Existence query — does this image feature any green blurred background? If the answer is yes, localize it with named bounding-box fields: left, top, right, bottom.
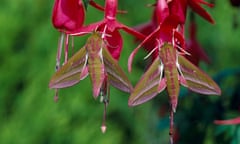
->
left=0, top=0, right=240, bottom=143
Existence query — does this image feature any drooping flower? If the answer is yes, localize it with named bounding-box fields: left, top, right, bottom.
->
left=70, top=0, right=145, bottom=60
left=51, top=0, right=86, bottom=101
left=133, top=0, right=215, bottom=64
left=129, top=0, right=216, bottom=82
left=185, top=13, right=210, bottom=65
left=51, top=0, right=107, bottom=66
left=52, top=0, right=86, bottom=70
left=52, top=0, right=85, bottom=32
left=129, top=15, right=184, bottom=72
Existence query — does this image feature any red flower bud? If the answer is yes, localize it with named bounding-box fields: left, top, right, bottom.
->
left=52, top=0, right=85, bottom=31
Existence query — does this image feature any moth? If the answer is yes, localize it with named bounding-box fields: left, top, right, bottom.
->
left=128, top=43, right=221, bottom=111
left=49, top=32, right=132, bottom=98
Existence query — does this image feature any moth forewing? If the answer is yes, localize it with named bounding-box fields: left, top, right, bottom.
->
left=49, top=47, right=87, bottom=89
left=128, top=57, right=166, bottom=106
left=178, top=54, right=221, bottom=95
left=102, top=46, right=133, bottom=93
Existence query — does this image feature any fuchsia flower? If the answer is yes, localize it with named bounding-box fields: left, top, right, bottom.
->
left=133, top=0, right=214, bottom=64
left=51, top=0, right=108, bottom=66
left=128, top=0, right=220, bottom=109
left=214, top=117, right=240, bottom=125
left=129, top=15, right=184, bottom=72
left=52, top=0, right=86, bottom=70
left=185, top=14, right=210, bottom=65
left=70, top=0, right=145, bottom=60
left=52, top=0, right=85, bottom=32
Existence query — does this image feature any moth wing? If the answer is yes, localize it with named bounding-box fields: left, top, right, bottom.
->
left=129, top=57, right=166, bottom=106
left=178, top=55, right=221, bottom=95
left=102, top=47, right=133, bottom=93
left=49, top=47, right=87, bottom=88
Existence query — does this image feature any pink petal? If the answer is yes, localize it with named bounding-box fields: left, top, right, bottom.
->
left=156, top=0, right=170, bottom=24
left=169, top=0, right=188, bottom=24
left=198, top=0, right=214, bottom=7
left=119, top=22, right=146, bottom=40
left=52, top=0, right=85, bottom=31
left=214, top=117, right=240, bottom=125
left=128, top=26, right=161, bottom=72
left=104, top=29, right=123, bottom=60
left=159, top=15, right=180, bottom=42
left=188, top=0, right=215, bottom=24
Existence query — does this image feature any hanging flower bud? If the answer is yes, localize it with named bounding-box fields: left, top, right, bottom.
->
left=52, top=0, right=85, bottom=32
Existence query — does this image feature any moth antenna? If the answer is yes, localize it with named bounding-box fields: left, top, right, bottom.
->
left=143, top=46, right=158, bottom=60
left=99, top=25, right=115, bottom=50
left=172, top=29, right=190, bottom=56
left=99, top=32, right=112, bottom=38
left=144, top=39, right=161, bottom=60
left=104, top=40, right=119, bottom=49
left=176, top=55, right=187, bottom=87
left=94, top=25, right=112, bottom=38
left=176, top=44, right=191, bottom=56
left=101, top=25, right=108, bottom=39
left=70, top=31, right=92, bottom=36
